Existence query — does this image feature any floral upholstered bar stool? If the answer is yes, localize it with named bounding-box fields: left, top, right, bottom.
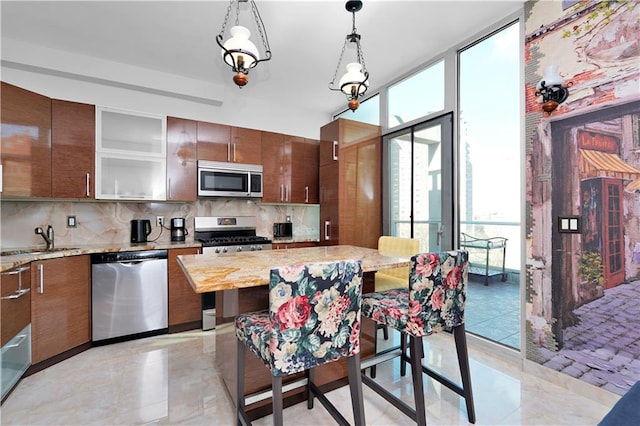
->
left=235, top=259, right=366, bottom=426
left=360, top=250, right=476, bottom=425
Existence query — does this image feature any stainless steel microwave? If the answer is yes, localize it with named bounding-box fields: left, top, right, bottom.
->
left=198, top=160, right=263, bottom=198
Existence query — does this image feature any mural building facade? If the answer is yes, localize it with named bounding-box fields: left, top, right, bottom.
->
left=525, top=0, right=640, bottom=395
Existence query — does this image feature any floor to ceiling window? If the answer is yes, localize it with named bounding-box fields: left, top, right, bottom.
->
left=384, top=114, right=454, bottom=252
left=458, top=21, right=521, bottom=349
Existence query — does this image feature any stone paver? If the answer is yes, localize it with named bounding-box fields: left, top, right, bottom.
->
left=541, top=280, right=640, bottom=396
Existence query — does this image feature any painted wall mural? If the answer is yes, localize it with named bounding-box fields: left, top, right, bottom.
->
left=525, top=0, right=640, bottom=395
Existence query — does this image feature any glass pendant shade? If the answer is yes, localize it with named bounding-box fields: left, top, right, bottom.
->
left=221, top=25, right=259, bottom=69
left=537, top=65, right=564, bottom=90
left=339, top=62, right=368, bottom=95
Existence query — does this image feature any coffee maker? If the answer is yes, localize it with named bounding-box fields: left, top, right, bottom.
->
left=170, top=217, right=187, bottom=242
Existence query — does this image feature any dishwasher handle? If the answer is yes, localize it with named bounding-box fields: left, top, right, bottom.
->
left=91, top=249, right=168, bottom=264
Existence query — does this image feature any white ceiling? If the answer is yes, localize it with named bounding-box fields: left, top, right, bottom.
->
left=1, top=0, right=524, bottom=116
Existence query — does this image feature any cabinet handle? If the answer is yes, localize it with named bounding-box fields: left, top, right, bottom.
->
left=0, top=288, right=30, bottom=300
left=38, top=264, right=44, bottom=294
left=324, top=220, right=331, bottom=240
left=332, top=141, right=338, bottom=161
left=1, top=266, right=30, bottom=276
left=305, top=186, right=309, bottom=203
left=5, top=334, right=28, bottom=348
left=286, top=185, right=289, bottom=202
left=280, top=184, right=284, bottom=202
left=233, top=144, right=237, bottom=162
left=86, top=173, right=91, bottom=197
left=227, top=143, right=231, bottom=162
left=168, top=178, right=172, bottom=199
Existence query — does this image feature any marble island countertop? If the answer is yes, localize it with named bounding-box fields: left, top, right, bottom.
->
left=0, top=240, right=202, bottom=272
left=177, top=245, right=411, bottom=293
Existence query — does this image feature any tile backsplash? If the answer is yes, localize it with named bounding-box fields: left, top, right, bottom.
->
left=0, top=199, right=319, bottom=249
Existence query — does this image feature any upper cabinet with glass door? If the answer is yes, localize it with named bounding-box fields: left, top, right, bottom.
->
left=95, top=107, right=167, bottom=200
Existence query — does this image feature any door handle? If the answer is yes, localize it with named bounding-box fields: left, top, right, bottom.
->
left=436, top=225, right=444, bottom=247
left=0, top=288, right=30, bottom=300
left=6, top=334, right=28, bottom=348
left=38, top=264, right=44, bottom=294
left=332, top=141, right=338, bottom=161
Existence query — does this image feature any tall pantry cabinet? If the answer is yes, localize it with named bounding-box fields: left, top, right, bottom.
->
left=319, top=118, right=381, bottom=249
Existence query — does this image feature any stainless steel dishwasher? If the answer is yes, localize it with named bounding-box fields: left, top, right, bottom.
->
left=91, top=250, right=168, bottom=343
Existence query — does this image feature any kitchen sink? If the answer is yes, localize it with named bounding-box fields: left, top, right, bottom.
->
left=1, top=247, right=80, bottom=256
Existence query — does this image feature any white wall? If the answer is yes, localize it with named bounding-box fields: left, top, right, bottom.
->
left=1, top=38, right=328, bottom=139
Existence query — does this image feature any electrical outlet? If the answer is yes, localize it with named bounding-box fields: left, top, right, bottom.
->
left=67, top=215, right=77, bottom=228
left=156, top=216, right=164, bottom=227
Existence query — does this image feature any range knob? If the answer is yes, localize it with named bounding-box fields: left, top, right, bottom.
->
left=257, top=246, right=263, bottom=251
left=214, top=248, right=221, bottom=254
left=222, top=247, right=228, bottom=253
left=237, top=246, right=243, bottom=252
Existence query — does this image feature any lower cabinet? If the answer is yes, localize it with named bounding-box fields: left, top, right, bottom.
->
left=273, top=242, right=317, bottom=250
left=30, top=256, right=90, bottom=364
left=1, top=265, right=31, bottom=400
left=168, top=248, right=201, bottom=327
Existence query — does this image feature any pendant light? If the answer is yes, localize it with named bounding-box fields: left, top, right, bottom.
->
left=329, top=0, right=369, bottom=111
left=216, top=0, right=272, bottom=88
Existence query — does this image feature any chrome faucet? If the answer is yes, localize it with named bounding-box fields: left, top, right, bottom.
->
left=35, top=225, right=55, bottom=250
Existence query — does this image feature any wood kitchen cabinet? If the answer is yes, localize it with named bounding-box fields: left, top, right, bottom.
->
left=197, top=121, right=261, bottom=165
left=319, top=118, right=381, bottom=248
left=197, top=121, right=231, bottom=161
left=1, top=265, right=31, bottom=347
left=262, top=132, right=319, bottom=204
left=51, top=100, right=95, bottom=199
left=30, top=256, right=91, bottom=364
left=0, top=82, right=52, bottom=197
left=273, top=242, right=317, bottom=250
left=167, top=117, right=197, bottom=201
left=168, top=247, right=201, bottom=328
left=261, top=131, right=290, bottom=202
left=231, top=126, right=262, bottom=165
left=291, top=138, right=319, bottom=204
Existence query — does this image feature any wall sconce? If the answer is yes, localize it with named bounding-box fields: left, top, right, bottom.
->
left=329, top=0, right=369, bottom=112
left=216, top=0, right=272, bottom=88
left=535, top=65, right=571, bottom=114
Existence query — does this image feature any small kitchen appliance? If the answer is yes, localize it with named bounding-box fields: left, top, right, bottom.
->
left=273, top=222, right=293, bottom=239
left=130, top=219, right=152, bottom=243
left=170, top=217, right=187, bottom=242
left=197, top=160, right=263, bottom=198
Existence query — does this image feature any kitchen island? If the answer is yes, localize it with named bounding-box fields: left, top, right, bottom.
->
left=177, top=245, right=411, bottom=420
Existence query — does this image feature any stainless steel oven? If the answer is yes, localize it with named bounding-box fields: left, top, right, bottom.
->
left=198, top=160, right=263, bottom=198
left=194, top=216, right=271, bottom=330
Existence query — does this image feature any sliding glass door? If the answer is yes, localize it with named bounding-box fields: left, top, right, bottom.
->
left=383, top=113, right=455, bottom=252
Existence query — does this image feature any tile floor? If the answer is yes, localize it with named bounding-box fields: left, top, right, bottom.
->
left=0, top=328, right=613, bottom=425
left=465, top=276, right=521, bottom=349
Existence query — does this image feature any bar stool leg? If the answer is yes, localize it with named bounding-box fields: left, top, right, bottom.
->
left=272, top=376, right=283, bottom=426
left=454, top=324, right=476, bottom=423
left=400, top=333, right=408, bottom=377
left=307, top=369, right=315, bottom=409
left=347, top=354, right=366, bottom=426
left=409, top=336, right=427, bottom=426
left=236, top=339, right=247, bottom=426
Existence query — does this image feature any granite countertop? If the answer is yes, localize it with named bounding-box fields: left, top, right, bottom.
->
left=177, top=245, right=411, bottom=293
left=0, top=240, right=202, bottom=272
